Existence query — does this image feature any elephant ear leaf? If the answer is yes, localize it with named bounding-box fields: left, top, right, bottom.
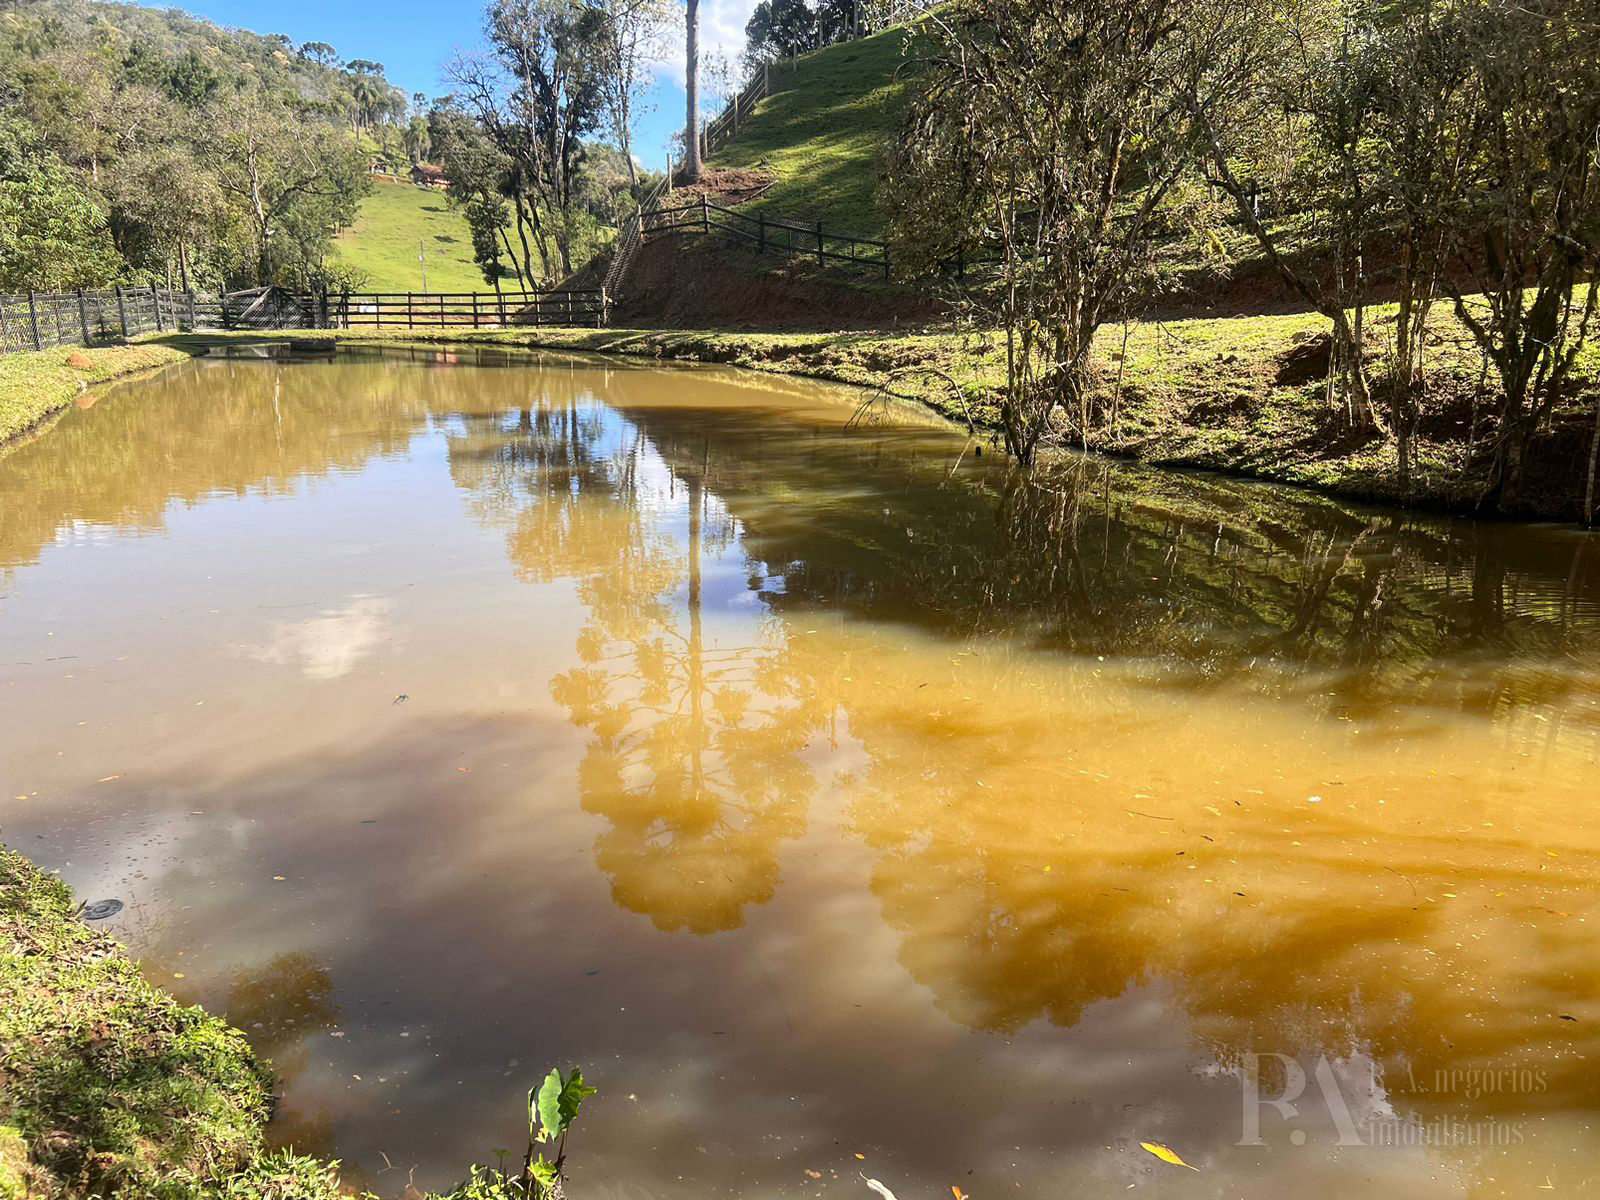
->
left=530, top=1155, right=560, bottom=1191
left=535, top=1067, right=597, bottom=1143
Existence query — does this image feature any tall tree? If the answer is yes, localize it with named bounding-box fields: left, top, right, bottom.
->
left=0, top=119, right=121, bottom=290
left=1442, top=0, right=1600, bottom=509
left=683, top=0, right=703, bottom=180
left=596, top=0, right=673, bottom=190
left=205, top=89, right=369, bottom=285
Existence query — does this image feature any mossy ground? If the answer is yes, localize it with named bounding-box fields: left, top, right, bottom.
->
left=0, top=344, right=192, bottom=447
left=0, top=844, right=344, bottom=1199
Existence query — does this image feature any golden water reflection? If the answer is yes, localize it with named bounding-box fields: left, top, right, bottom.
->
left=3, top=345, right=1598, bottom=1198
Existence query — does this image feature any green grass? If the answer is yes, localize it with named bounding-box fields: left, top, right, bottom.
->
left=333, top=181, right=491, bottom=293
left=0, top=343, right=193, bottom=447
left=0, top=843, right=345, bottom=1199
left=1, top=836, right=600, bottom=1198
left=709, top=26, right=917, bottom=237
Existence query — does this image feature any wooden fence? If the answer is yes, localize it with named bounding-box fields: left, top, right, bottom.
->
left=0, top=286, right=208, bottom=353
left=0, top=286, right=608, bottom=354
left=643, top=198, right=893, bottom=280
left=604, top=175, right=673, bottom=299
left=700, top=62, right=776, bottom=161
left=225, top=289, right=608, bottom=331
left=336, top=290, right=605, bottom=328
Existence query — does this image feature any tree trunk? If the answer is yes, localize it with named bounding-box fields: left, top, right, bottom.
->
left=1585, top=397, right=1600, bottom=527
left=619, top=91, right=640, bottom=191
left=684, top=0, right=704, bottom=182
left=498, top=227, right=526, bottom=290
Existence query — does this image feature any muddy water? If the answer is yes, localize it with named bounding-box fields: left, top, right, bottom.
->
left=3, top=345, right=1600, bottom=1198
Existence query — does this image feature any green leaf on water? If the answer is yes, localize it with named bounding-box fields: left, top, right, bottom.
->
left=533, top=1067, right=597, bottom=1143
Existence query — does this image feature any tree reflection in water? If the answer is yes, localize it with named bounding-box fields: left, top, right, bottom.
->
left=436, top=353, right=1600, bottom=1187
left=448, top=370, right=822, bottom=934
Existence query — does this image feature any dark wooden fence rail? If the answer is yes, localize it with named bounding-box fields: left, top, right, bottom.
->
left=335, top=291, right=606, bottom=329
left=643, top=198, right=893, bottom=280
left=604, top=175, right=673, bottom=299
left=0, top=286, right=208, bottom=353
left=700, top=61, right=776, bottom=161
left=0, top=286, right=608, bottom=354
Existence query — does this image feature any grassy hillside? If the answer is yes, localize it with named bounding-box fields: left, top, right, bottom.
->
left=333, top=182, right=489, bottom=293
left=709, top=27, right=915, bottom=238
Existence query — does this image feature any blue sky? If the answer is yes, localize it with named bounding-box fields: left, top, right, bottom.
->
left=175, top=0, right=761, bottom=164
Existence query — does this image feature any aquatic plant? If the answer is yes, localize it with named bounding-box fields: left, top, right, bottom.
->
left=438, top=1068, right=597, bottom=1200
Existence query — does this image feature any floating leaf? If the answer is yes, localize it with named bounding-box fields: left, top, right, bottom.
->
left=1140, top=1141, right=1199, bottom=1170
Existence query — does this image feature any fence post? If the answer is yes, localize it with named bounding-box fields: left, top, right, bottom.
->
left=758, top=212, right=766, bottom=254
left=600, top=287, right=609, bottom=328
left=883, top=244, right=891, bottom=282
left=439, top=292, right=446, bottom=327
left=816, top=221, right=825, bottom=267
left=497, top=291, right=508, bottom=327
left=151, top=284, right=164, bottom=332
left=115, top=286, right=128, bottom=337
left=76, top=289, right=91, bottom=345
left=472, top=293, right=481, bottom=329
left=702, top=195, right=710, bottom=235
left=188, top=290, right=198, bottom=330
left=407, top=292, right=414, bottom=329
left=26, top=291, right=41, bottom=351
left=0, top=298, right=9, bottom=350
left=565, top=291, right=573, bottom=325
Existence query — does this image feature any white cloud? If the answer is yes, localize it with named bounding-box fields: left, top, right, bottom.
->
left=239, top=596, right=397, bottom=681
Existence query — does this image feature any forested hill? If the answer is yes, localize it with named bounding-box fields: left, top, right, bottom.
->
left=0, top=0, right=410, bottom=292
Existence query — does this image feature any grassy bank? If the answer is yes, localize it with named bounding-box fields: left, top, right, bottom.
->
left=0, top=344, right=195, bottom=448
left=3, top=840, right=593, bottom=1198
left=154, top=302, right=1600, bottom=520
left=708, top=26, right=914, bottom=237
left=0, top=844, right=342, bottom=1199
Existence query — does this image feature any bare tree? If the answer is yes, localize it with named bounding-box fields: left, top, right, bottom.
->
left=884, top=0, right=1253, bottom=463
left=1441, top=0, right=1600, bottom=510
left=1366, top=0, right=1477, bottom=490
left=1183, top=0, right=1390, bottom=434
left=596, top=0, right=674, bottom=190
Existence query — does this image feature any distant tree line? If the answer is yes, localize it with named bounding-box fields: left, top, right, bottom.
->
left=883, top=0, right=1600, bottom=516
left=742, top=0, right=925, bottom=66
left=0, top=0, right=415, bottom=291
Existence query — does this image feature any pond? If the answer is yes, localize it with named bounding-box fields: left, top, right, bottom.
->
left=2, top=345, right=1599, bottom=1199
